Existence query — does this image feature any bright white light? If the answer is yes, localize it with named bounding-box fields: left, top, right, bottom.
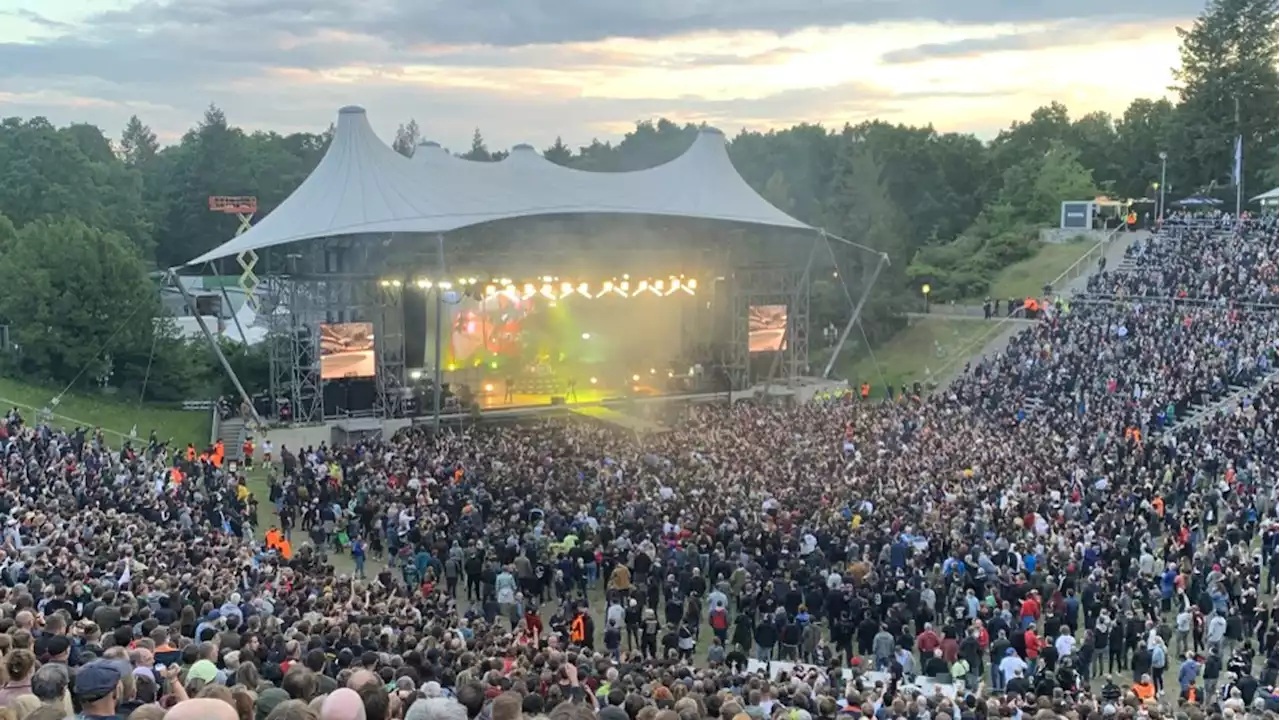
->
left=409, top=369, right=423, bottom=380
left=581, top=332, right=591, bottom=340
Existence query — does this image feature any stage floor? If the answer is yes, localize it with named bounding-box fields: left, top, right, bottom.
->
left=471, top=386, right=625, bottom=410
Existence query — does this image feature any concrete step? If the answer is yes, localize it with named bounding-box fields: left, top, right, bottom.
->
left=218, top=417, right=247, bottom=460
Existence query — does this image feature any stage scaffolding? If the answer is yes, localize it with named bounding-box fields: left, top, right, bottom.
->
left=182, top=224, right=884, bottom=429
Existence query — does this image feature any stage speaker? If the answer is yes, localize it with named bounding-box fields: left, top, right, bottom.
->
left=403, top=286, right=428, bottom=369
left=550, top=396, right=566, bottom=406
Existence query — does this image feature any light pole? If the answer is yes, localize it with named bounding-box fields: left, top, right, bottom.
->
left=921, top=283, right=931, bottom=314
left=1158, top=151, right=1168, bottom=221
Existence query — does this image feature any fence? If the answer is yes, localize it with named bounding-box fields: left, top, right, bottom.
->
left=1046, top=226, right=1123, bottom=292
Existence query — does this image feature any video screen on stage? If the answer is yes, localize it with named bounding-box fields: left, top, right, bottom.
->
left=319, top=322, right=376, bottom=379
left=417, top=284, right=697, bottom=409
left=748, top=305, right=788, bottom=352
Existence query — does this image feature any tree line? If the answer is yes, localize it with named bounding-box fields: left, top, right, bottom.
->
left=0, top=0, right=1274, bottom=401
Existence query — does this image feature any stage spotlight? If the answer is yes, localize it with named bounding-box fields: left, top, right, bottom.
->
left=379, top=280, right=391, bottom=288
left=467, top=277, right=478, bottom=285
left=416, top=279, right=432, bottom=289
left=541, top=275, right=553, bottom=282
left=617, top=281, right=630, bottom=296
left=391, top=279, right=403, bottom=288
left=688, top=279, right=698, bottom=289
left=596, top=281, right=615, bottom=299
left=539, top=283, right=555, bottom=299
left=409, top=369, right=423, bottom=380
left=485, top=284, right=497, bottom=296
left=581, top=332, right=591, bottom=340
left=667, top=370, right=675, bottom=378
left=560, top=281, right=574, bottom=298
left=523, top=283, right=536, bottom=299
left=438, top=280, right=453, bottom=289
left=649, top=368, right=656, bottom=375
left=589, top=377, right=598, bottom=384
left=446, top=363, right=456, bottom=371
left=483, top=383, right=494, bottom=392
left=631, top=374, right=640, bottom=382
left=577, top=282, right=590, bottom=296
left=666, top=279, right=681, bottom=296
left=489, top=361, right=498, bottom=369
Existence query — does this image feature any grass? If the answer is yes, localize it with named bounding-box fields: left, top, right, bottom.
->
left=829, top=317, right=997, bottom=390
left=984, top=236, right=1097, bottom=301
left=0, top=376, right=212, bottom=446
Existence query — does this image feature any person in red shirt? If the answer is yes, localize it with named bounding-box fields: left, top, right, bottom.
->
left=1020, top=591, right=1041, bottom=629
left=916, top=623, right=941, bottom=662
left=1024, top=627, right=1042, bottom=660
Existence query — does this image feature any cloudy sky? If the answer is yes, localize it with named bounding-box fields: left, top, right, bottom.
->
left=0, top=0, right=1197, bottom=153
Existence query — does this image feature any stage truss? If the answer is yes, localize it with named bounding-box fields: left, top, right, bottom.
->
left=181, top=223, right=883, bottom=428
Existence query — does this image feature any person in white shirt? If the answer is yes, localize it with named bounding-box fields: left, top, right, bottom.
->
left=1055, top=625, right=1076, bottom=658
left=999, top=648, right=1027, bottom=684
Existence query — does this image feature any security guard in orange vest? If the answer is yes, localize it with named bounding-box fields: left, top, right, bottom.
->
left=860, top=382, right=871, bottom=400
left=185, top=444, right=196, bottom=463
left=570, top=611, right=589, bottom=647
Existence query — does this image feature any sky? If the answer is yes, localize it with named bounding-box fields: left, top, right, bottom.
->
left=0, top=0, right=1198, bottom=153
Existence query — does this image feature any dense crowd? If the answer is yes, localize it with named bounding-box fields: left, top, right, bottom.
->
left=0, top=219, right=1275, bottom=720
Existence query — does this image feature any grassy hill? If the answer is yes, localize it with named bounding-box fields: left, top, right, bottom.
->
left=0, top=376, right=211, bottom=446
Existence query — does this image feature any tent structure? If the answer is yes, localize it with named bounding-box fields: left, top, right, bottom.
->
left=1250, top=187, right=1279, bottom=205
left=1173, top=195, right=1222, bottom=207
left=188, top=106, right=811, bottom=265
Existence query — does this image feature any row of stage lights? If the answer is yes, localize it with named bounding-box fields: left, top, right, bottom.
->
left=379, top=274, right=698, bottom=300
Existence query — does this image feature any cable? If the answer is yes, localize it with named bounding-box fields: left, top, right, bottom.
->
left=52, top=298, right=148, bottom=405
left=137, top=323, right=161, bottom=405
left=856, top=319, right=890, bottom=394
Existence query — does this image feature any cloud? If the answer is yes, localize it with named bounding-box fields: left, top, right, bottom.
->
left=880, top=20, right=1172, bottom=64
left=1, top=9, right=74, bottom=30
left=78, top=0, right=1205, bottom=48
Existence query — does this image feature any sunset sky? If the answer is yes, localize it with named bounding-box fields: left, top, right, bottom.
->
left=0, top=0, right=1200, bottom=152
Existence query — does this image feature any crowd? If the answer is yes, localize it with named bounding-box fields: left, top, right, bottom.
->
left=0, top=219, right=1275, bottom=720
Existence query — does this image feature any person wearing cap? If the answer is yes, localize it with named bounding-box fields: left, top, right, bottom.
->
left=74, top=660, right=124, bottom=720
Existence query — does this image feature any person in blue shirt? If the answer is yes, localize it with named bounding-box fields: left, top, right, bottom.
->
left=1178, top=652, right=1200, bottom=694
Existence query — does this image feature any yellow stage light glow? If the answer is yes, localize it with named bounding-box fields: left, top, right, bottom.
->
left=589, top=377, right=598, bottom=384
left=539, top=283, right=556, bottom=300
left=666, top=278, right=681, bottom=296
left=415, top=279, right=431, bottom=289
left=560, top=282, right=574, bottom=298
left=688, top=279, right=698, bottom=289
left=438, top=280, right=453, bottom=289
left=541, top=275, right=553, bottom=282
left=622, top=274, right=630, bottom=280
left=446, top=363, right=456, bottom=371
left=614, top=281, right=628, bottom=298
left=391, top=279, right=403, bottom=287
left=596, top=281, right=614, bottom=299
left=649, top=368, right=656, bottom=374
left=489, top=361, right=498, bottom=369
left=581, top=332, right=591, bottom=340
left=667, top=370, right=674, bottom=378
left=577, top=282, right=590, bottom=296
left=484, top=383, right=494, bottom=392
left=631, top=374, right=640, bottom=382
left=523, top=283, right=536, bottom=299
left=379, top=280, right=391, bottom=287
left=467, top=277, right=477, bottom=285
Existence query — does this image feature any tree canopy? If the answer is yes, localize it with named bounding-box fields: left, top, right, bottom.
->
left=0, top=0, right=1274, bottom=400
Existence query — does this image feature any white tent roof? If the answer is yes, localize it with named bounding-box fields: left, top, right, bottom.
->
left=1250, top=187, right=1279, bottom=202
left=188, top=106, right=810, bottom=265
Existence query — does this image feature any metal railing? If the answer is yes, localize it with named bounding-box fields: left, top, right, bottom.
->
left=1067, top=292, right=1280, bottom=313
left=1047, top=226, right=1123, bottom=292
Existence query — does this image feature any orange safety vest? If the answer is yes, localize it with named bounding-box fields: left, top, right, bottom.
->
left=243, top=440, right=254, bottom=458
left=860, top=383, right=870, bottom=398
left=1127, top=212, right=1137, bottom=226
left=570, top=615, right=586, bottom=643
left=186, top=445, right=196, bottom=462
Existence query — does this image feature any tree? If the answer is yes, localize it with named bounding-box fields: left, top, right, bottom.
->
left=392, top=119, right=421, bottom=157
left=999, top=142, right=1099, bottom=226
left=462, top=128, right=491, bottom=161
left=0, top=218, right=158, bottom=387
left=762, top=169, right=794, bottom=212
left=824, top=138, right=910, bottom=272
left=1172, top=0, right=1279, bottom=192
left=543, top=137, right=573, bottom=165
left=120, top=115, right=159, bottom=167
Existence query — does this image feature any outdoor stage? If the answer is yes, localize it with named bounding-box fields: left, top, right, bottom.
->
left=180, top=106, right=885, bottom=429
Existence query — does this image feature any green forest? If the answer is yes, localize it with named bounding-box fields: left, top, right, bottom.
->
left=0, top=0, right=1275, bottom=403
